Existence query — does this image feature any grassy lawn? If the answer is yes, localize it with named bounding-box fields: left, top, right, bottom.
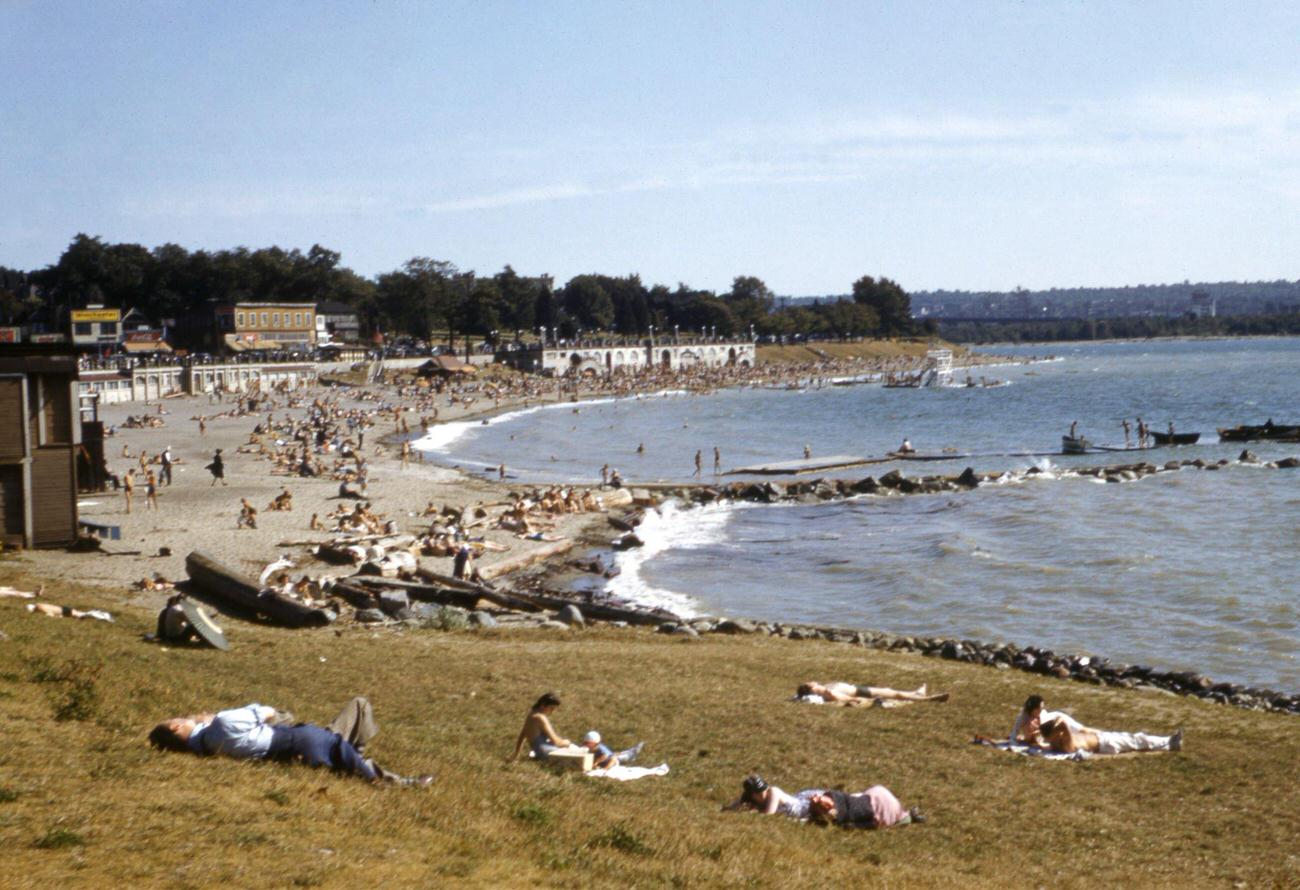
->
left=1, top=565, right=1297, bottom=888
left=756, top=339, right=960, bottom=365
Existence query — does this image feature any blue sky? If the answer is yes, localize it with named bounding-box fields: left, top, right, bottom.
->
left=2, top=1, right=1297, bottom=294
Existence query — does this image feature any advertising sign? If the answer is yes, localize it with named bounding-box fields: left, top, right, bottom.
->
left=0, top=327, right=19, bottom=343
left=31, top=333, right=69, bottom=343
left=70, top=308, right=121, bottom=323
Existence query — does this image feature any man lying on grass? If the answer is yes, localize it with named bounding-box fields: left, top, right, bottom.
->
left=795, top=681, right=950, bottom=706
left=148, top=696, right=433, bottom=787
left=1040, top=718, right=1184, bottom=755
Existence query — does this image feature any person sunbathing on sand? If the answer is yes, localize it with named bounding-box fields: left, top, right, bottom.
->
left=796, top=681, right=950, bottom=705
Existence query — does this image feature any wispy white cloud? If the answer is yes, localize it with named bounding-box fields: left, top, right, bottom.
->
left=422, top=184, right=596, bottom=213
left=120, top=86, right=1300, bottom=221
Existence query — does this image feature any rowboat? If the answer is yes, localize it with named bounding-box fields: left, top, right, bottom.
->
left=1061, top=435, right=1089, bottom=454
left=1150, top=431, right=1201, bottom=446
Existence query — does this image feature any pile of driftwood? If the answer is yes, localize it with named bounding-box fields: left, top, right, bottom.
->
left=183, top=549, right=677, bottom=631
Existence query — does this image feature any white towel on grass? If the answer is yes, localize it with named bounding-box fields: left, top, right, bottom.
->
left=585, top=763, right=670, bottom=781
left=984, top=740, right=1090, bottom=762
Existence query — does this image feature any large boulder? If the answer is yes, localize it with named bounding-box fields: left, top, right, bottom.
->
left=602, top=488, right=634, bottom=508
left=377, top=589, right=410, bottom=616
left=468, top=611, right=498, bottom=629
left=715, top=618, right=759, bottom=635
left=556, top=604, right=585, bottom=627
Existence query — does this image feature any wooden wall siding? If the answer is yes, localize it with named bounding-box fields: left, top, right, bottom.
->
left=45, top=375, right=73, bottom=444
left=27, top=377, right=42, bottom=449
left=0, top=465, right=23, bottom=546
left=0, top=378, right=24, bottom=460
left=31, top=449, right=76, bottom=547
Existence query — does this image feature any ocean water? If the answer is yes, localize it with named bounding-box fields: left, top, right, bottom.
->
left=417, top=338, right=1300, bottom=691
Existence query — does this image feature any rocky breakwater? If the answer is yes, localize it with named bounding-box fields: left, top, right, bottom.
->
left=645, top=617, right=1299, bottom=715
left=674, top=449, right=1298, bottom=507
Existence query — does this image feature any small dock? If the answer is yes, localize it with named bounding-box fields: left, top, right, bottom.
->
left=725, top=454, right=885, bottom=476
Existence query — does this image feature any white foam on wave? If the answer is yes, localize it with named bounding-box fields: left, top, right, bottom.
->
left=604, top=500, right=741, bottom=618
left=411, top=388, right=690, bottom=455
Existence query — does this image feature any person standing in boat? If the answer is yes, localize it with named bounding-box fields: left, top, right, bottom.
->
left=1069, top=421, right=1079, bottom=440
left=1136, top=417, right=1147, bottom=447
left=1168, top=422, right=1175, bottom=436
left=1122, top=419, right=1131, bottom=447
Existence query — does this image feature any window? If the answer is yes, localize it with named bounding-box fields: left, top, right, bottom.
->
left=272, top=313, right=280, bottom=326
left=294, top=312, right=302, bottom=327
left=74, top=322, right=92, bottom=336
left=261, top=312, right=268, bottom=326
left=100, top=322, right=117, bottom=335
left=237, top=312, right=245, bottom=326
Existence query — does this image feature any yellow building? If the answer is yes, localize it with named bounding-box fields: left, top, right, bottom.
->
left=215, top=302, right=317, bottom=352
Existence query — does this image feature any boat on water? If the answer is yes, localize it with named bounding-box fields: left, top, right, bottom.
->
left=883, top=376, right=922, bottom=388
left=1150, top=430, right=1201, bottom=446
left=1217, top=422, right=1300, bottom=442
left=1061, top=435, right=1089, bottom=454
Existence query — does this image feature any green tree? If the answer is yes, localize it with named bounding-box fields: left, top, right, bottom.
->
left=724, top=275, right=775, bottom=331
left=560, top=275, right=615, bottom=331
left=852, top=275, right=912, bottom=335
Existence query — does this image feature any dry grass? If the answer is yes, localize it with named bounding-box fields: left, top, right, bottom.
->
left=1, top=565, right=1297, bottom=889
left=757, top=339, right=969, bottom=366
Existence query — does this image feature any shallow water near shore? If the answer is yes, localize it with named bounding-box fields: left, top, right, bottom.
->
left=422, top=338, right=1300, bottom=691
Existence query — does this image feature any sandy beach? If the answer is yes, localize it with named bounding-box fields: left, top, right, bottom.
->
left=23, top=384, right=609, bottom=615
left=17, top=341, right=1017, bottom=619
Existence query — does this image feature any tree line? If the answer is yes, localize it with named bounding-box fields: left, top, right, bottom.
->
left=936, top=313, right=1300, bottom=344
left=0, top=235, right=916, bottom=342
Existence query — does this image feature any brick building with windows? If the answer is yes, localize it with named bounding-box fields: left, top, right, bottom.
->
left=214, top=301, right=317, bottom=352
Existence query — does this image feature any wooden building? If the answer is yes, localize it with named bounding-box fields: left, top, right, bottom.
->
left=0, top=346, right=80, bottom=548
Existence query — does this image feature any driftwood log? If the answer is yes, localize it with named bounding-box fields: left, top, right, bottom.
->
left=185, top=551, right=333, bottom=628
left=351, top=573, right=676, bottom=626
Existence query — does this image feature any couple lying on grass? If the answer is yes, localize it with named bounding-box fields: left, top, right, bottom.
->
left=1001, top=694, right=1183, bottom=754
left=724, top=774, right=924, bottom=829
left=511, top=692, right=644, bottom=768
left=149, top=696, right=433, bottom=787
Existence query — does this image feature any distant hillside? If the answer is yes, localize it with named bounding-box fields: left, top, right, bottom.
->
left=909, top=280, right=1300, bottom=320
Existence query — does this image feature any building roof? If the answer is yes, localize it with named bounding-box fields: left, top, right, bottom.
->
left=123, top=339, right=173, bottom=354
left=418, top=355, right=476, bottom=375
left=316, top=300, right=358, bottom=315
left=217, top=301, right=316, bottom=309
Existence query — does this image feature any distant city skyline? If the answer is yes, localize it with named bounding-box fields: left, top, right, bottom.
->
left=3, top=1, right=1298, bottom=294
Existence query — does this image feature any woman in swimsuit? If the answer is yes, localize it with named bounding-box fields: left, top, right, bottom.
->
left=722, top=774, right=825, bottom=820
left=512, top=692, right=572, bottom=761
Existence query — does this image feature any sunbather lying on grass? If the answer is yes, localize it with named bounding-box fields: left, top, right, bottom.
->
left=148, top=696, right=432, bottom=786
left=722, top=774, right=826, bottom=820
left=1041, top=718, right=1183, bottom=755
left=808, top=786, right=925, bottom=829
left=796, top=681, right=950, bottom=705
